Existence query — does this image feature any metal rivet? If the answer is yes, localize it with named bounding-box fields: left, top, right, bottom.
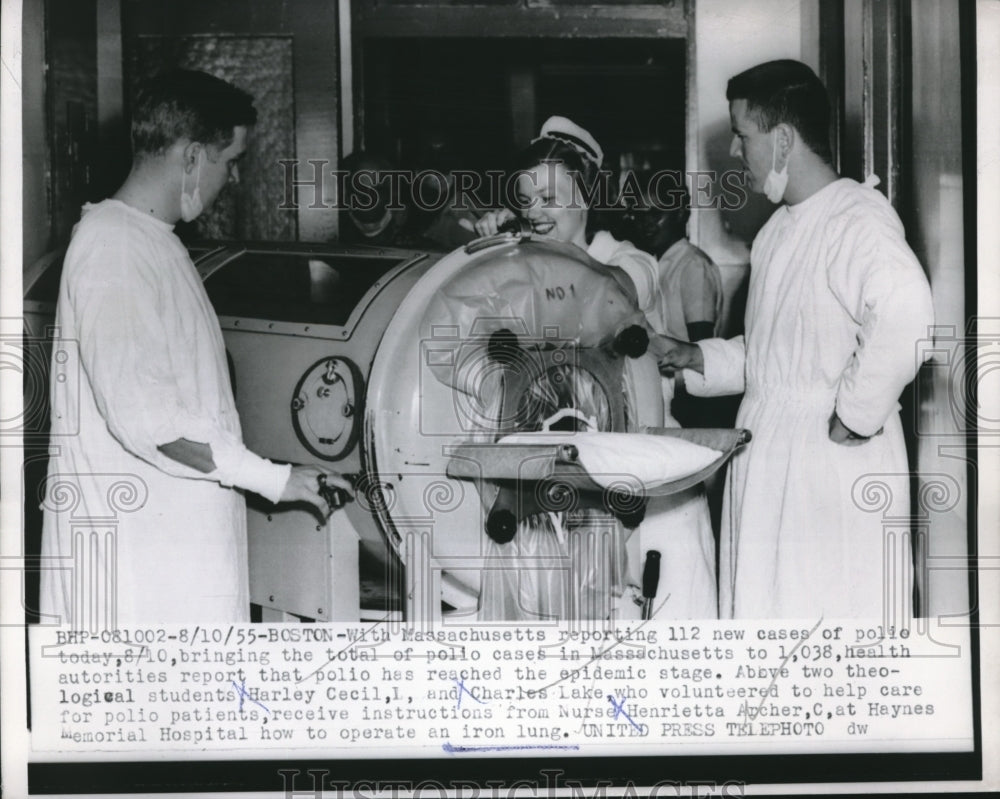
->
left=269, top=595, right=275, bottom=602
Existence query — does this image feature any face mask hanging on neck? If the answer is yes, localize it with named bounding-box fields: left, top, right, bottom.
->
left=180, top=150, right=204, bottom=222
left=762, top=131, right=788, bottom=204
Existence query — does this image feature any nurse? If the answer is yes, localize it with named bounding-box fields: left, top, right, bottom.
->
left=474, top=116, right=718, bottom=621
left=475, top=116, right=661, bottom=319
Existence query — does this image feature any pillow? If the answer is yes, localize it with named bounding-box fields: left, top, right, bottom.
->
left=498, top=431, right=721, bottom=490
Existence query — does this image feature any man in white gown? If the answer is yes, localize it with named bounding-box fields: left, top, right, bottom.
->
left=657, top=60, right=934, bottom=619
left=41, top=70, right=352, bottom=626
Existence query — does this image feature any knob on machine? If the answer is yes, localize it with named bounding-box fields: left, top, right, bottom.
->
left=291, top=356, right=362, bottom=461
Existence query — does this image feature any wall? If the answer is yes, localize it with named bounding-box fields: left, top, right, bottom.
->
left=94, top=0, right=340, bottom=241
left=22, top=0, right=49, bottom=269
left=977, top=0, right=1000, bottom=635
left=908, top=0, right=970, bottom=617
left=689, top=0, right=817, bottom=333
left=21, top=0, right=125, bottom=269
left=47, top=0, right=101, bottom=247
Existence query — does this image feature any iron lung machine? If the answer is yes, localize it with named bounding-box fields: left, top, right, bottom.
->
left=202, top=233, right=746, bottom=622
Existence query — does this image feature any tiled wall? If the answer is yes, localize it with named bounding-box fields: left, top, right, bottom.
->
left=131, top=35, right=297, bottom=241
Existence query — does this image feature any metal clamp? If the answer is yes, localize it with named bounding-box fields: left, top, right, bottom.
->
left=463, top=217, right=533, bottom=254
left=317, top=473, right=356, bottom=510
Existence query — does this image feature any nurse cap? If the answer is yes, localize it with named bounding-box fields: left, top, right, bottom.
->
left=535, top=116, right=604, bottom=168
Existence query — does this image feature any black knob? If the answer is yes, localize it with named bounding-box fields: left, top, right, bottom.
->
left=642, top=550, right=662, bottom=599
left=317, top=475, right=351, bottom=510
left=487, top=328, right=520, bottom=364
left=613, top=325, right=649, bottom=359
left=612, top=492, right=648, bottom=529
left=485, top=508, right=518, bottom=544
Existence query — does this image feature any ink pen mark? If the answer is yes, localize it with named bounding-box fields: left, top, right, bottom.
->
left=443, top=741, right=580, bottom=754
left=296, top=614, right=395, bottom=685
left=455, top=678, right=486, bottom=710
left=533, top=607, right=670, bottom=695
left=1, top=56, right=21, bottom=90
left=608, top=694, right=643, bottom=732
left=741, top=616, right=824, bottom=723
left=536, top=594, right=672, bottom=653
left=232, top=678, right=270, bottom=714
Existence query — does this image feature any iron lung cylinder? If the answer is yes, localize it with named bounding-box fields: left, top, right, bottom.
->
left=231, top=237, right=667, bottom=621
left=362, top=237, right=669, bottom=620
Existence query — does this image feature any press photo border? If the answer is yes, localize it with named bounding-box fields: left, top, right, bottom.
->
left=2, top=0, right=997, bottom=796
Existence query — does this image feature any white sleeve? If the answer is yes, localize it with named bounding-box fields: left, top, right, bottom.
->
left=611, top=250, right=658, bottom=316
left=68, top=229, right=290, bottom=503
left=683, top=336, right=746, bottom=397
left=210, top=445, right=291, bottom=505
left=589, top=232, right=659, bottom=315
left=827, top=213, right=934, bottom=437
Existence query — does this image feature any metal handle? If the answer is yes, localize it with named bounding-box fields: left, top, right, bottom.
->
left=317, top=473, right=356, bottom=511
left=641, top=550, right=662, bottom=620
left=463, top=217, right=533, bottom=254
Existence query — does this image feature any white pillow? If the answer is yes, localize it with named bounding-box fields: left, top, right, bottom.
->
left=498, top=431, right=721, bottom=490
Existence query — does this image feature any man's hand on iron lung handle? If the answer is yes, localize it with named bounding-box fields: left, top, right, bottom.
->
left=650, top=333, right=705, bottom=376
left=281, top=466, right=354, bottom=519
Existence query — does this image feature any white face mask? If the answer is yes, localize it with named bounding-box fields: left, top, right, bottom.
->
left=180, top=150, right=204, bottom=222
left=762, top=131, right=788, bottom=204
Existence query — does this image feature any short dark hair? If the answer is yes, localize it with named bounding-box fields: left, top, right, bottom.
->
left=726, top=60, right=832, bottom=164
left=131, top=69, right=257, bottom=157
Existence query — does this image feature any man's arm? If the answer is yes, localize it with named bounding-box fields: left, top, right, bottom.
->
left=158, top=439, right=216, bottom=473
left=69, top=228, right=339, bottom=513
left=827, top=212, right=934, bottom=439
left=650, top=334, right=705, bottom=373
left=827, top=412, right=883, bottom=446
left=157, top=439, right=353, bottom=516
left=654, top=334, right=746, bottom=397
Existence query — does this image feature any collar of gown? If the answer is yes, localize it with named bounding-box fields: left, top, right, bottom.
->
left=784, top=177, right=851, bottom=221
left=94, top=197, right=178, bottom=232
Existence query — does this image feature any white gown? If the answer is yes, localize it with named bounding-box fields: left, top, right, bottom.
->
left=685, top=178, right=934, bottom=619
left=41, top=200, right=289, bottom=627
